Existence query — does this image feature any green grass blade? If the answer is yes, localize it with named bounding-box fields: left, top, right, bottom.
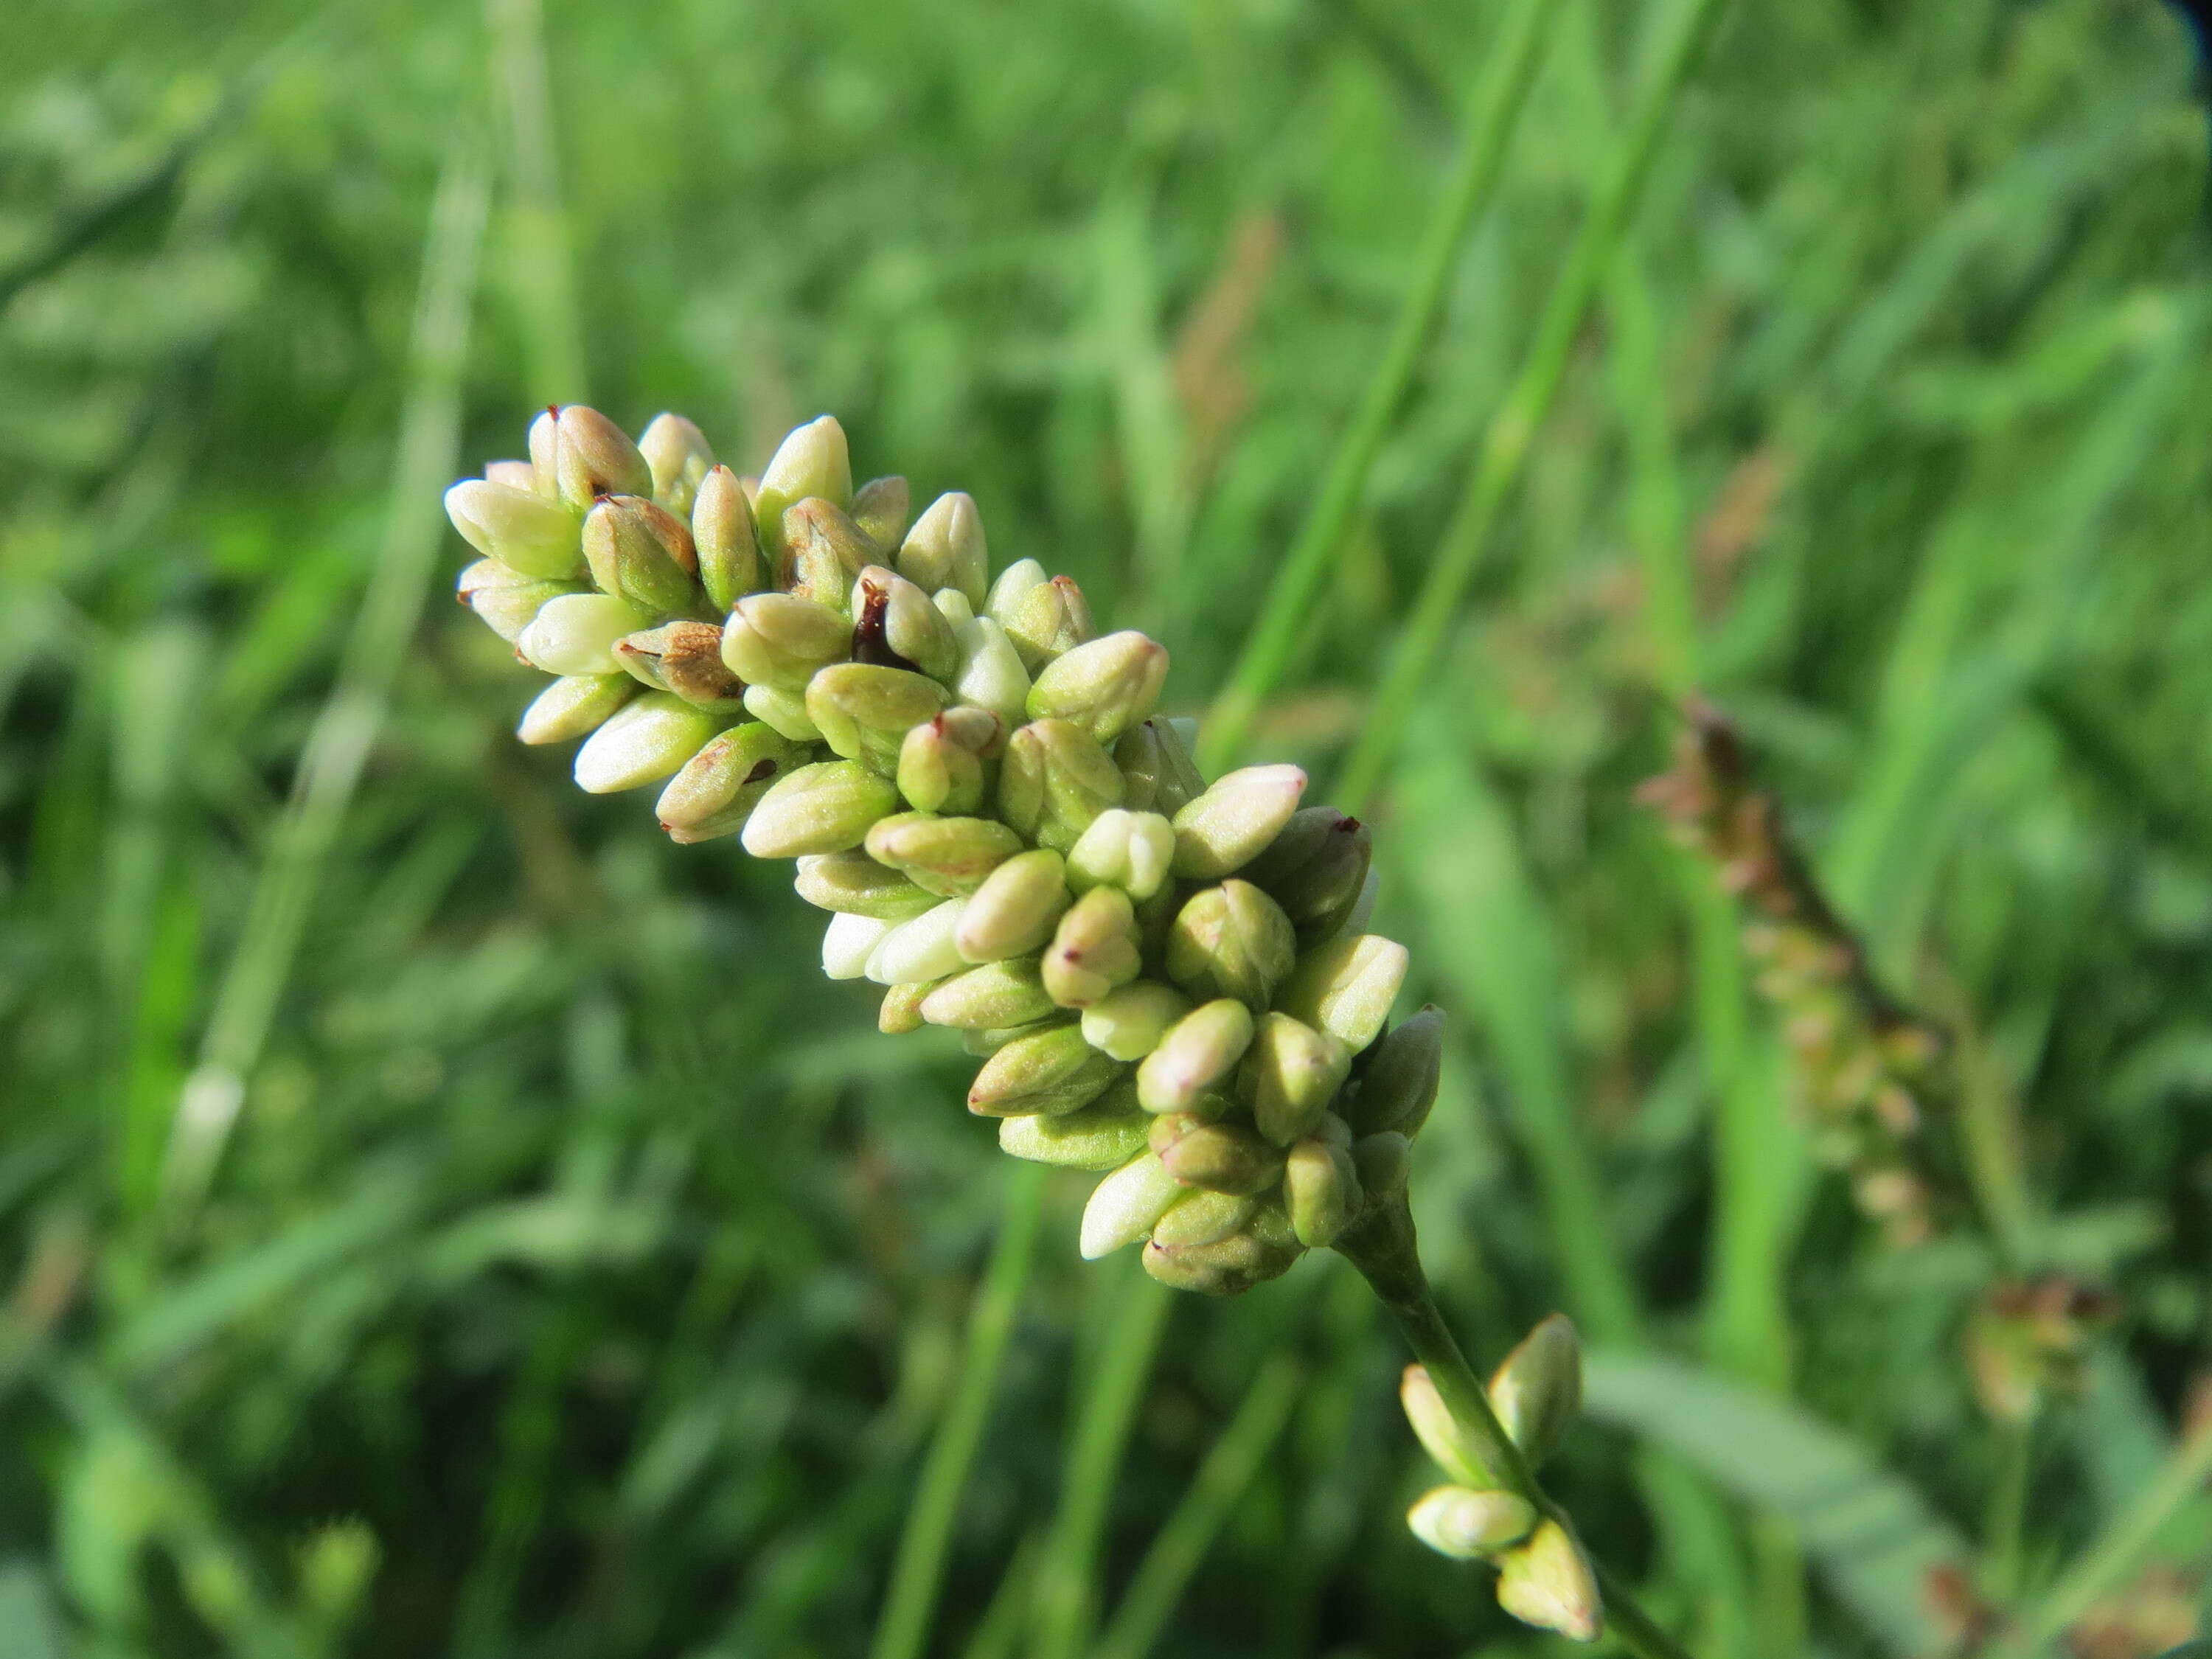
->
left=484, top=0, right=588, bottom=401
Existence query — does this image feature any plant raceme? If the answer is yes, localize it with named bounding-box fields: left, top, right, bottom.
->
left=448, top=408, right=1620, bottom=1643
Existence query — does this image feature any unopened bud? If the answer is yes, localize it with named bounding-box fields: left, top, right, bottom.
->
left=516, top=674, right=636, bottom=745
left=483, top=459, right=538, bottom=491
left=1080, top=981, right=1193, bottom=1062
left=995, top=568, right=1095, bottom=672
left=446, top=480, right=586, bottom=580
left=457, top=559, right=582, bottom=641
left=1141, top=1206, right=1302, bottom=1295
left=1151, top=1189, right=1261, bottom=1250
left=1165, top=880, right=1297, bottom=1009
left=583, top=494, right=703, bottom=617
left=639, top=412, right=716, bottom=515
left=956, top=849, right=1074, bottom=962
left=742, top=684, right=822, bottom=742
left=1065, top=808, right=1175, bottom=900
left=1495, top=1520, right=1603, bottom=1642
left=970, top=1023, right=1126, bottom=1119
left=1407, top=1488, right=1537, bottom=1560
left=1400, top=1365, right=1495, bottom=1487
left=1172, top=765, right=1307, bottom=880
left=740, top=759, right=900, bottom=858
left=899, top=491, right=990, bottom=607
left=999, top=719, right=1126, bottom=853
left=880, top=979, right=935, bottom=1034
left=1043, top=886, right=1142, bottom=1008
left=1026, top=631, right=1168, bottom=745
left=897, top=707, right=1002, bottom=815
left=1115, top=717, right=1207, bottom=817
left=823, top=912, right=897, bottom=981
left=545, top=405, right=653, bottom=508
left=852, top=566, right=958, bottom=681
left=655, top=720, right=807, bottom=841
left=1137, top=998, right=1256, bottom=1113
left=866, top=898, right=972, bottom=985
left=1239, top=1013, right=1352, bottom=1144
left=1352, top=1131, right=1412, bottom=1207
left=720, top=593, right=850, bottom=689
left=865, top=811, right=1023, bottom=897
left=751, top=415, right=853, bottom=549
left=951, top=615, right=1032, bottom=730
left=1153, top=1119, right=1281, bottom=1197
left=692, top=466, right=762, bottom=611
left=1079, top=1151, right=1183, bottom=1259
left=779, top=498, right=874, bottom=611
left=852, top=474, right=911, bottom=552
left=518, top=592, right=653, bottom=677
left=1283, top=1136, right=1359, bottom=1246
left=573, top=694, right=720, bottom=794
left=807, top=663, right=950, bottom=773
left=794, top=849, right=941, bottom=919
left=1242, top=808, right=1372, bottom=944
left=999, top=1091, right=1152, bottom=1169
left=1273, top=933, right=1409, bottom=1050
left=614, top=622, right=745, bottom=709
left=1349, top=1007, right=1444, bottom=1135
left=1489, top=1315, right=1582, bottom=1471
left=921, top=960, right=1057, bottom=1030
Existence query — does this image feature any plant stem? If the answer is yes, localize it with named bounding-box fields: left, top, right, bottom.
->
left=1981, top=1414, right=2034, bottom=1609
left=872, top=1162, right=1046, bottom=1659
left=1199, top=0, right=1561, bottom=773
left=1335, top=1200, right=1695, bottom=1659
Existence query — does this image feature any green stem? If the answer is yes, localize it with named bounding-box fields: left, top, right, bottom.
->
left=1198, top=0, right=1561, bottom=773
left=1981, top=1414, right=2034, bottom=1608
left=872, top=1163, right=1047, bottom=1659
left=1338, top=0, right=1731, bottom=813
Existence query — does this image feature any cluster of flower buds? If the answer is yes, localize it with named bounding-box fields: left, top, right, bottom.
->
left=1964, top=1273, right=2118, bottom=1426
left=1638, top=700, right=1947, bottom=1246
left=1401, top=1315, right=1601, bottom=1640
left=448, top=407, right=1445, bottom=1295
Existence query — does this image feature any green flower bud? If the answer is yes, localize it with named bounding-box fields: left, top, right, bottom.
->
left=526, top=408, right=560, bottom=494
left=1407, top=1488, right=1537, bottom=1560
left=1042, top=886, right=1143, bottom=1008
left=998, top=570, right=1095, bottom=672
left=1273, top=933, right=1410, bottom=1051
left=1347, top=1006, right=1444, bottom=1135
left=1495, top=1520, right=1603, bottom=1643
left=935, top=590, right=975, bottom=626
left=999, top=719, right=1126, bottom=853
left=999, top=1090, right=1152, bottom=1169
left=545, top=405, right=654, bottom=508
left=742, top=684, right=822, bottom=742
left=518, top=592, right=653, bottom=677
left=898, top=490, right=989, bottom=607
left=751, top=415, right=853, bottom=549
left=970, top=1023, right=1126, bottom=1119
left=517, top=674, right=636, bottom=745
left=956, top=849, right=1074, bottom=962
left=583, top=494, right=703, bottom=617
left=897, top=708, right=1002, bottom=815
left=456, top=559, right=582, bottom=641
left=1164, top=880, right=1296, bottom=1009
left=865, top=811, right=1023, bottom=897
left=1115, top=717, right=1206, bottom=818
left=1352, top=1131, right=1413, bottom=1208
left=613, top=621, right=745, bottom=710
left=951, top=615, right=1032, bottom=730
left=963, top=1020, right=1060, bottom=1057
left=1152, top=1118, right=1282, bottom=1197
left=779, top=498, right=875, bottom=611
left=1239, top=1013, right=1352, bottom=1144
left=867, top=897, right=970, bottom=985
left=1141, top=1204, right=1302, bottom=1295
left=1171, top=765, right=1307, bottom=881
left=655, top=720, right=807, bottom=842
left=721, top=593, right=851, bottom=690
left=1026, top=631, right=1169, bottom=745
left=573, top=694, right=721, bottom=794
left=639, top=411, right=716, bottom=515
left=1283, top=1135, right=1359, bottom=1247
left=794, top=850, right=941, bottom=919
left=1136, top=998, right=1255, bottom=1114
left=740, top=759, right=900, bottom=858
left=1151, top=1188, right=1261, bottom=1250
left=880, top=979, right=935, bottom=1034
left=807, top=663, right=950, bottom=773
left=1242, top=807, right=1373, bottom=944
left=1079, top=1151, right=1182, bottom=1258
left=1489, top=1314, right=1582, bottom=1471
left=445, top=480, right=585, bottom=580
left=852, top=474, right=911, bottom=552
left=823, top=912, right=898, bottom=980
left=483, top=459, right=538, bottom=492
left=853, top=566, right=959, bottom=683
left=1401, top=1365, right=1495, bottom=1488
left=1065, top=808, right=1175, bottom=900
left=692, top=465, right=762, bottom=611
left=1080, top=981, right=1192, bottom=1062
left=921, top=959, right=1057, bottom=1030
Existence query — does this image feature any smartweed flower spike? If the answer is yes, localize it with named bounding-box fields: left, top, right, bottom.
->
left=445, top=406, right=1440, bottom=1299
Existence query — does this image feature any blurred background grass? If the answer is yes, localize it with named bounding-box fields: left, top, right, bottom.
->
left=5, top=0, right=2212, bottom=1655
